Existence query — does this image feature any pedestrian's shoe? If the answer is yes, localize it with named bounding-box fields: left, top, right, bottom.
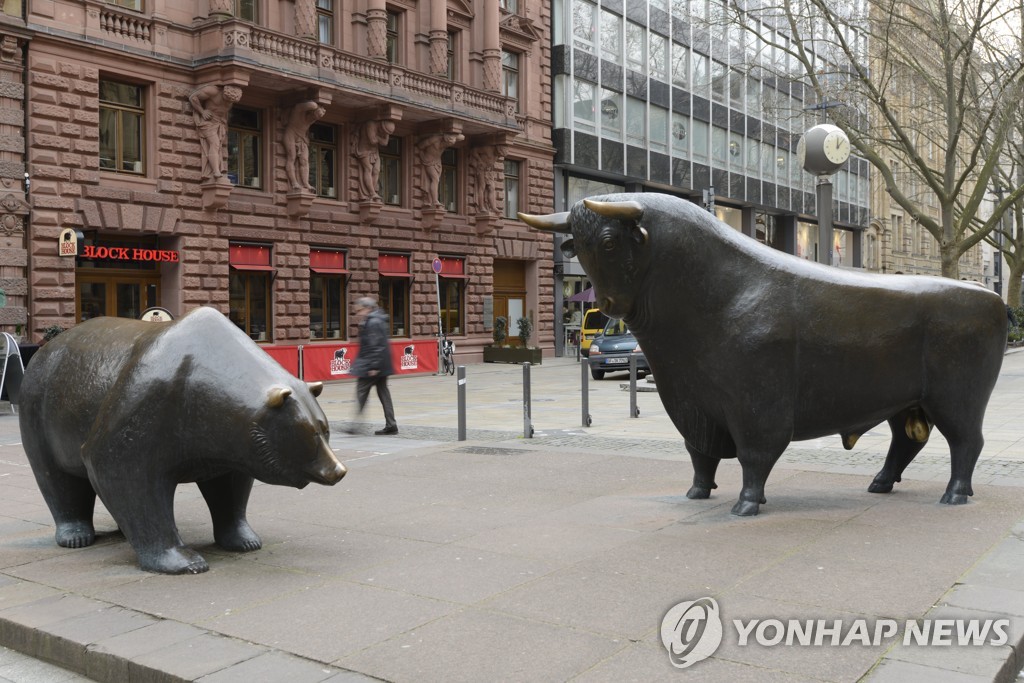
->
left=375, top=426, right=399, bottom=435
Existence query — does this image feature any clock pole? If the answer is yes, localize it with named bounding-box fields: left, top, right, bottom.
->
left=817, top=176, right=833, bottom=265
left=799, top=123, right=849, bottom=266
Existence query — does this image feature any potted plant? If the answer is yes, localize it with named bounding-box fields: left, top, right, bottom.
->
left=42, top=324, right=65, bottom=343
left=483, top=315, right=543, bottom=364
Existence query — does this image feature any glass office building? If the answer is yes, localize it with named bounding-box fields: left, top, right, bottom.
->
left=550, top=0, right=871, bottom=350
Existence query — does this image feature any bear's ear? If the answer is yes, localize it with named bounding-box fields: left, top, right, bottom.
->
left=308, top=382, right=324, bottom=397
left=266, top=386, right=293, bottom=408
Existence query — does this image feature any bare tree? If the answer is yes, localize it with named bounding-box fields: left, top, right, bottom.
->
left=721, top=0, right=1024, bottom=279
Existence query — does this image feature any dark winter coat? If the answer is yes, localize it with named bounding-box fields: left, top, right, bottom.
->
left=351, top=308, right=394, bottom=377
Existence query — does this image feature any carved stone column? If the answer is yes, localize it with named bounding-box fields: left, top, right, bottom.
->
left=210, top=0, right=233, bottom=19
left=366, top=0, right=387, bottom=60
left=429, top=30, right=449, bottom=76
left=295, top=0, right=317, bottom=40
left=482, top=0, right=501, bottom=91
left=0, top=34, right=27, bottom=338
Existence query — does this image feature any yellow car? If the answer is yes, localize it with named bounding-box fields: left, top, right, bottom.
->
left=580, top=308, right=609, bottom=357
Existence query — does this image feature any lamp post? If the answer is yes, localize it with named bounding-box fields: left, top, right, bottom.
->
left=798, top=124, right=851, bottom=265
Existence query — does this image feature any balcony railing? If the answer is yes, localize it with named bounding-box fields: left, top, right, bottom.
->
left=71, top=5, right=518, bottom=129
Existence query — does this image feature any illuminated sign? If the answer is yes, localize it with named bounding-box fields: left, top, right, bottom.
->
left=80, top=246, right=180, bottom=263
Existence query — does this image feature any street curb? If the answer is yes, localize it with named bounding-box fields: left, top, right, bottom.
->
left=0, top=591, right=378, bottom=682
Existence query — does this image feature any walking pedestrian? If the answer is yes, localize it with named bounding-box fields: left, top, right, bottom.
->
left=348, top=296, right=398, bottom=435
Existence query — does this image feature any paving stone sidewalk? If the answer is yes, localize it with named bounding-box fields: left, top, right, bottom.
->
left=2, top=352, right=1024, bottom=681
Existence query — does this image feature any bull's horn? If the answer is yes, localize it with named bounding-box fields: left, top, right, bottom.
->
left=517, top=211, right=571, bottom=233
left=584, top=199, right=644, bottom=222
left=266, top=386, right=293, bottom=408
left=308, top=381, right=324, bottom=397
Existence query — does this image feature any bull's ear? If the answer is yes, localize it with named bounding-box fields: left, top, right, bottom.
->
left=266, top=386, right=293, bottom=409
left=560, top=238, right=576, bottom=259
left=308, top=381, right=324, bottom=397
left=632, top=225, right=649, bottom=245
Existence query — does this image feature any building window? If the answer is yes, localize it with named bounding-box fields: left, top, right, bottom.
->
left=309, top=123, right=337, bottom=198
left=107, top=0, right=142, bottom=10
left=650, top=105, right=669, bottom=153
left=601, top=89, right=622, bottom=141
left=572, top=0, right=596, bottom=53
left=438, top=257, right=467, bottom=335
left=379, top=135, right=402, bottom=205
left=228, top=107, right=262, bottom=189
left=573, top=79, right=597, bottom=132
left=502, top=50, right=520, bottom=111
left=99, top=80, right=144, bottom=175
left=672, top=42, right=689, bottom=87
left=379, top=254, right=411, bottom=337
left=310, top=249, right=348, bottom=340
left=317, top=0, right=334, bottom=44
left=229, top=243, right=272, bottom=342
left=600, top=10, right=621, bottom=64
left=386, top=10, right=400, bottom=63
left=446, top=32, right=457, bottom=80
left=235, top=0, right=257, bottom=22
left=499, top=0, right=518, bottom=13
left=650, top=33, right=668, bottom=82
left=439, top=147, right=458, bottom=212
left=503, top=159, right=521, bottom=219
left=626, top=22, right=645, bottom=73
left=626, top=97, right=646, bottom=148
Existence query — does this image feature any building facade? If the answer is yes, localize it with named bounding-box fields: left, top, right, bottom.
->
left=0, top=0, right=555, bottom=372
left=548, top=0, right=872, bottom=350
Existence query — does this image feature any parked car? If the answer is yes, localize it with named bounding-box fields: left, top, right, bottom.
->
left=588, top=319, right=649, bottom=380
left=580, top=308, right=609, bottom=357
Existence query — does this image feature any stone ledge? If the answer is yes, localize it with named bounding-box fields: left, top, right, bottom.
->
left=0, top=593, right=369, bottom=682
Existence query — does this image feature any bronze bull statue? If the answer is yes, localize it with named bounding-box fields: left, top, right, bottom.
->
left=521, top=193, right=1007, bottom=515
left=18, top=307, right=347, bottom=573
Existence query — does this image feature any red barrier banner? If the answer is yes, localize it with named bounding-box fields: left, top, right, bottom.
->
left=302, top=339, right=438, bottom=382
left=263, top=345, right=300, bottom=376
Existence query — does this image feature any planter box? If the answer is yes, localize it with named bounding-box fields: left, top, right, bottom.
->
left=483, top=346, right=543, bottom=365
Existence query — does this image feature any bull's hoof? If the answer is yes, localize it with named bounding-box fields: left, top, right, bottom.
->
left=939, top=492, right=971, bottom=505
left=139, top=547, right=210, bottom=575
left=55, top=522, right=96, bottom=549
left=731, top=500, right=761, bottom=516
left=867, top=480, right=894, bottom=494
left=215, top=521, right=262, bottom=552
left=686, top=485, right=714, bottom=499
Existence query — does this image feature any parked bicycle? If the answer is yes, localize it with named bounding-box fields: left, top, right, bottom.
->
left=440, top=333, right=455, bottom=375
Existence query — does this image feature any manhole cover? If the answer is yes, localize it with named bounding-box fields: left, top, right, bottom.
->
left=451, top=446, right=525, bottom=456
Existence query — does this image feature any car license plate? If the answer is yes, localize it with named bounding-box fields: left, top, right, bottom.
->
left=606, top=357, right=628, bottom=364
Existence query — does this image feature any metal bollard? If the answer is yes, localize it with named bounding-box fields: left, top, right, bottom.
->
left=629, top=354, right=639, bottom=418
left=523, top=362, right=533, bottom=438
left=457, top=365, right=467, bottom=441
left=581, top=354, right=592, bottom=427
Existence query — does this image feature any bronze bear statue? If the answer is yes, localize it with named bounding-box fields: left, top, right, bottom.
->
left=18, top=307, right=347, bottom=574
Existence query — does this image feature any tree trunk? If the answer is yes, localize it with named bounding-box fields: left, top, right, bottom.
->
left=1008, top=260, right=1024, bottom=308
left=939, top=243, right=960, bottom=280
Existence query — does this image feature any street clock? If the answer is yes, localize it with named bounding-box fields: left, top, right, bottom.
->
left=797, top=124, right=851, bottom=175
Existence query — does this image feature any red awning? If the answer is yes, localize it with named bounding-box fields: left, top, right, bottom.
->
left=438, top=257, right=468, bottom=278
left=311, top=249, right=349, bottom=274
left=230, top=243, right=272, bottom=270
left=379, top=253, right=411, bottom=277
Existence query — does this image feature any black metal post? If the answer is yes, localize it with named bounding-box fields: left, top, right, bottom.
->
left=522, top=362, right=533, bottom=438
left=457, top=365, right=466, bottom=441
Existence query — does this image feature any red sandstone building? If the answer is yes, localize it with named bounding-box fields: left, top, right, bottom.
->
left=0, top=0, right=555, bottom=375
